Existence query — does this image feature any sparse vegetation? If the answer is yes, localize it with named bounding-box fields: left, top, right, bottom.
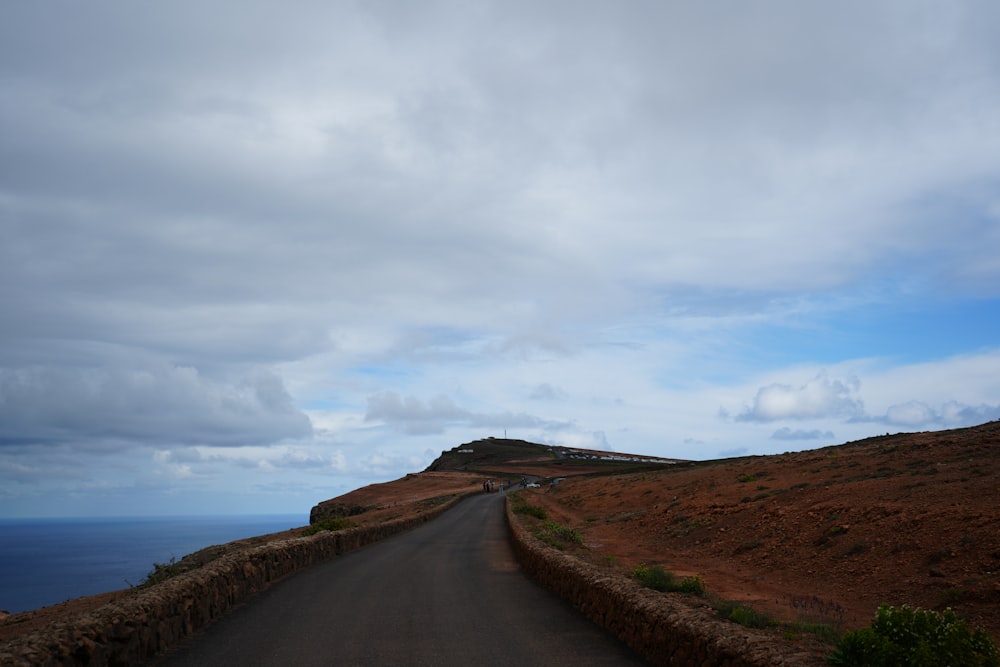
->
left=632, top=564, right=705, bottom=595
left=140, top=556, right=183, bottom=587
left=828, top=604, right=999, bottom=667
left=302, top=517, right=354, bottom=535
left=497, top=424, right=1000, bottom=649
left=511, top=500, right=547, bottom=520
left=717, top=600, right=776, bottom=628
left=670, top=515, right=711, bottom=536
left=534, top=520, right=582, bottom=550
left=784, top=621, right=840, bottom=644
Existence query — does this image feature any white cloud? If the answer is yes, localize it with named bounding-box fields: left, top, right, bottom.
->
left=881, top=400, right=1000, bottom=428
left=884, top=401, right=936, bottom=426
left=364, top=391, right=565, bottom=436
left=3, top=1, right=1000, bottom=515
left=364, top=392, right=470, bottom=435
left=735, top=373, right=864, bottom=422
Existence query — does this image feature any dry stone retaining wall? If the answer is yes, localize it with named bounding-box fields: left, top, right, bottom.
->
left=504, top=500, right=824, bottom=666
left=0, top=493, right=474, bottom=666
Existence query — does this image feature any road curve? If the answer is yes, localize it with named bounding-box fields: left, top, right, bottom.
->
left=155, top=493, right=648, bottom=666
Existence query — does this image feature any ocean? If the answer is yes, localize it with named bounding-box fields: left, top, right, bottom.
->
left=0, top=514, right=304, bottom=614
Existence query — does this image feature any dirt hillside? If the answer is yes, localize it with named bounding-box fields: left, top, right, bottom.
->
left=514, top=423, right=1000, bottom=642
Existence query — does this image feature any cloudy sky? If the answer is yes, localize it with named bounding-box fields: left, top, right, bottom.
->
left=2, top=2, right=999, bottom=518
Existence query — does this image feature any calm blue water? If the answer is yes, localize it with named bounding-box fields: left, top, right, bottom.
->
left=0, top=515, right=304, bottom=614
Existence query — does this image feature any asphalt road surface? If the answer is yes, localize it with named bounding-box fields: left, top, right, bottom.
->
left=156, top=492, right=649, bottom=666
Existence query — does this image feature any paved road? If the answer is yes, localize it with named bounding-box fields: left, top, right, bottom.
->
left=156, top=493, right=648, bottom=666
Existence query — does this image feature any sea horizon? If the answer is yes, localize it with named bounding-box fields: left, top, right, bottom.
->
left=0, top=513, right=305, bottom=615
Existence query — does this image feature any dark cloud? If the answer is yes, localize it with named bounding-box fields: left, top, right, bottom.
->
left=0, top=363, right=311, bottom=448
left=873, top=400, right=1000, bottom=428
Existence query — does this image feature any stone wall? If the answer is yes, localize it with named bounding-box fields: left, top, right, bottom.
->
left=504, top=500, right=825, bottom=667
left=0, top=493, right=473, bottom=667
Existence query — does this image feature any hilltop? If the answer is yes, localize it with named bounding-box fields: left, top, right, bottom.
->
left=309, top=438, right=682, bottom=524
left=424, top=437, right=684, bottom=476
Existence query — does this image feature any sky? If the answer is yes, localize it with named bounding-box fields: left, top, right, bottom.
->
left=2, top=1, right=999, bottom=518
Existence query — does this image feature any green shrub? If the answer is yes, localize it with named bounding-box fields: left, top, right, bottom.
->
left=302, top=517, right=354, bottom=536
left=677, top=574, right=705, bottom=595
left=717, top=601, right=776, bottom=628
left=534, top=520, right=581, bottom=550
left=141, top=556, right=183, bottom=587
left=633, top=563, right=676, bottom=591
left=829, top=604, right=999, bottom=667
left=632, top=564, right=705, bottom=595
left=512, top=501, right=547, bottom=520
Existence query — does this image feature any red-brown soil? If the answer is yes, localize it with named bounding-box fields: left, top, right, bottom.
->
left=515, top=423, right=1000, bottom=643
left=4, top=424, right=998, bottom=651
left=313, top=471, right=484, bottom=524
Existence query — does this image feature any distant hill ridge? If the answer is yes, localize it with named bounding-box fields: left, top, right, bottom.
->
left=424, top=437, right=685, bottom=477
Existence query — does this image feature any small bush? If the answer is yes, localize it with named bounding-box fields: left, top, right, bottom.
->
left=534, top=520, right=582, bottom=550
left=512, top=501, right=547, bottom=519
left=829, top=604, right=999, bottom=667
left=141, top=556, right=183, bottom=587
left=717, top=601, right=776, bottom=629
left=302, top=517, right=354, bottom=536
left=632, top=564, right=705, bottom=595
left=634, top=564, right=676, bottom=591
left=677, top=575, right=705, bottom=595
